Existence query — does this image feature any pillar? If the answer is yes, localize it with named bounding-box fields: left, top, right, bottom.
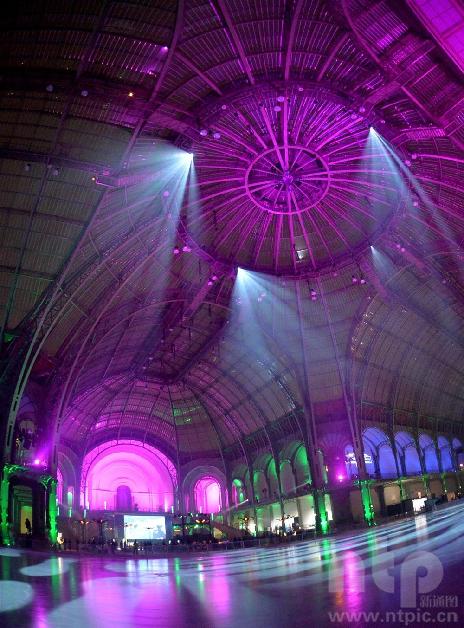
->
left=357, top=479, right=375, bottom=526
left=375, top=484, right=387, bottom=517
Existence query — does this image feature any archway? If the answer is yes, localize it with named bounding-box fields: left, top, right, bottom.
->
left=437, top=436, right=454, bottom=472
left=232, top=478, right=246, bottom=505
left=419, top=434, right=439, bottom=473
left=81, top=440, right=176, bottom=512
left=194, top=477, right=221, bottom=513
left=395, top=432, right=422, bottom=475
left=116, top=485, right=132, bottom=511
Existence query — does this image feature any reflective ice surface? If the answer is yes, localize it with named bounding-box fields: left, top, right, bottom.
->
left=1, top=502, right=463, bottom=627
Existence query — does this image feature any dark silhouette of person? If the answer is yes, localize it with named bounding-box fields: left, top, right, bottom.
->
left=25, top=518, right=32, bottom=535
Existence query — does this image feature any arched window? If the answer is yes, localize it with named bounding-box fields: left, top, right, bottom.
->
left=194, top=476, right=221, bottom=513
left=419, top=434, right=439, bottom=473
left=232, top=479, right=246, bottom=505
left=395, top=432, right=422, bottom=475
left=116, top=485, right=132, bottom=511
left=437, top=436, right=453, bottom=471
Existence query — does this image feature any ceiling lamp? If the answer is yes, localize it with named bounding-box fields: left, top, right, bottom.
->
left=207, top=278, right=214, bottom=286
left=352, top=275, right=359, bottom=284
left=182, top=245, right=192, bottom=253
left=81, top=89, right=89, bottom=97
left=199, top=129, right=208, bottom=136
left=173, top=246, right=180, bottom=255
left=212, top=274, right=218, bottom=281
left=212, top=132, right=221, bottom=139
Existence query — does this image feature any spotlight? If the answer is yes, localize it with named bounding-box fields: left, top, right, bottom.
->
left=128, top=91, right=134, bottom=97
left=173, top=246, right=180, bottom=255
left=212, top=274, right=218, bottom=281
left=207, top=279, right=213, bottom=286
left=33, top=459, right=40, bottom=465
left=352, top=275, right=359, bottom=284
left=212, top=131, right=221, bottom=140
left=182, top=245, right=192, bottom=253
left=200, top=129, right=208, bottom=136
left=46, top=84, right=54, bottom=92
left=277, top=95, right=285, bottom=102
left=161, top=46, right=169, bottom=52
left=411, top=153, right=418, bottom=160
left=221, top=104, right=227, bottom=110
left=91, top=175, right=96, bottom=182
left=359, top=105, right=366, bottom=113
left=360, top=277, right=367, bottom=285
left=81, top=89, right=89, bottom=97
left=162, top=190, right=170, bottom=197
left=274, top=105, right=281, bottom=112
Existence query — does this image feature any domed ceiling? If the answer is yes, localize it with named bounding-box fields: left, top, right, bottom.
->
left=1, top=0, right=464, bottom=461
left=183, top=84, right=400, bottom=274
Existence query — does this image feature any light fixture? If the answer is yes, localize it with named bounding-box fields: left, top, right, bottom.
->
left=81, top=89, right=89, bottom=97
left=182, top=245, right=191, bottom=253
left=360, top=277, right=367, bottom=285
left=274, top=105, right=281, bottom=112
left=162, top=190, right=170, bottom=197
left=212, top=132, right=221, bottom=139
left=207, top=279, right=213, bottom=286
left=173, top=246, right=180, bottom=255
left=128, top=91, right=134, bottom=97
left=277, top=95, right=285, bottom=102
left=352, top=275, right=359, bottom=284
left=46, top=84, right=54, bottom=92
left=212, top=274, right=218, bottom=281
left=161, top=46, right=169, bottom=52
left=199, top=129, right=208, bottom=136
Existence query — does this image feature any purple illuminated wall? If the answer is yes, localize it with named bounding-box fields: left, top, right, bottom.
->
left=194, top=476, right=221, bottom=513
left=81, top=441, right=176, bottom=512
